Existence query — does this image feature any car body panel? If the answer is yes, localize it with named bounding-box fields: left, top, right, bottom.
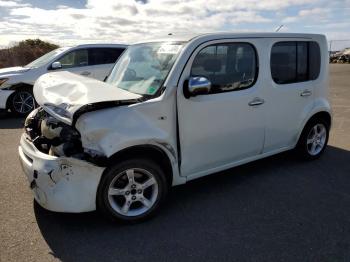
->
left=75, top=95, right=186, bottom=186
left=33, top=71, right=141, bottom=124
left=19, top=134, right=105, bottom=212
left=176, top=38, right=265, bottom=176
left=0, top=90, right=15, bottom=108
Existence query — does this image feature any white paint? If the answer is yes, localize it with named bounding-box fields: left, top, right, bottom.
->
left=34, top=71, right=141, bottom=124
left=19, top=33, right=331, bottom=213
left=0, top=43, right=127, bottom=109
left=0, top=90, right=14, bottom=109
left=19, top=134, right=105, bottom=212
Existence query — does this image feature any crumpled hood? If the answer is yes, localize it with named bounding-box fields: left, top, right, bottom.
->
left=0, top=66, right=30, bottom=76
left=34, top=71, right=142, bottom=125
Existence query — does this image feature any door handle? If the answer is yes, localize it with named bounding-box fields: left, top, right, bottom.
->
left=248, top=97, right=265, bottom=106
left=81, top=71, right=91, bottom=76
left=300, top=90, right=312, bottom=97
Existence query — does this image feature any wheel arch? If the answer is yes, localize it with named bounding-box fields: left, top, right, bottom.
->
left=6, top=83, right=34, bottom=109
left=297, top=110, right=332, bottom=144
left=106, top=144, right=174, bottom=187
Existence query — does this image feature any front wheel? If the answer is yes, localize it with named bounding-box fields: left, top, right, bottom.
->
left=9, top=90, right=35, bottom=116
left=97, top=158, right=168, bottom=223
left=296, top=119, right=330, bottom=160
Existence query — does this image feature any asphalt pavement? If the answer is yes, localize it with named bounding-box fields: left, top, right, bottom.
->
left=0, top=64, right=349, bottom=262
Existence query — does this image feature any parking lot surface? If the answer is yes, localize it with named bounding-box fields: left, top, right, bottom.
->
left=0, top=64, right=350, bottom=262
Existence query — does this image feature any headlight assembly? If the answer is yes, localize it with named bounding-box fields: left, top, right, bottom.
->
left=43, top=103, right=73, bottom=123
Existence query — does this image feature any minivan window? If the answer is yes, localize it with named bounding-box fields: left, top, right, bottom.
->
left=57, top=49, right=88, bottom=69
left=89, top=48, right=125, bottom=65
left=106, top=42, right=183, bottom=96
left=271, top=41, right=321, bottom=84
left=191, top=43, right=257, bottom=94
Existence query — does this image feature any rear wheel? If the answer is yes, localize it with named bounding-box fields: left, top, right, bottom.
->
left=296, top=118, right=329, bottom=160
left=97, top=158, right=168, bottom=223
left=9, top=90, right=35, bottom=116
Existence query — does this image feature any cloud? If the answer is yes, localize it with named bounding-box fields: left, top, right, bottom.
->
left=299, top=7, right=328, bottom=18
left=282, top=7, right=329, bottom=23
left=0, top=0, right=30, bottom=8
left=0, top=0, right=349, bottom=46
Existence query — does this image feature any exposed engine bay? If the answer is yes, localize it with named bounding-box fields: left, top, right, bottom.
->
left=24, top=108, right=106, bottom=166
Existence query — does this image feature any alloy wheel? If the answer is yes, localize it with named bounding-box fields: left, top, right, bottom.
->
left=107, top=168, right=159, bottom=217
left=12, top=91, right=35, bottom=114
left=306, top=123, right=327, bottom=156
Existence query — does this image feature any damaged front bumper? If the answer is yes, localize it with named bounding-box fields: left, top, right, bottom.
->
left=19, top=134, right=105, bottom=212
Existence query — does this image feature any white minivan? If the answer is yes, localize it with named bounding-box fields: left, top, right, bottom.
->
left=19, top=33, right=331, bottom=223
left=0, top=44, right=127, bottom=115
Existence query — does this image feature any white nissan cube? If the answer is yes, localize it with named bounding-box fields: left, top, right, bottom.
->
left=19, top=33, right=331, bottom=223
left=0, top=44, right=127, bottom=116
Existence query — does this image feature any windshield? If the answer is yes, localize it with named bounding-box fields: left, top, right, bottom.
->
left=106, top=42, right=183, bottom=96
left=25, top=48, right=67, bottom=68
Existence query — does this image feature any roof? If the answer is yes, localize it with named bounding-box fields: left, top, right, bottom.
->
left=134, top=32, right=326, bottom=44
left=65, top=43, right=128, bottom=49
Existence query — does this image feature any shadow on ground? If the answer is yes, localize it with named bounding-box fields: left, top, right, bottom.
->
left=34, top=146, right=350, bottom=262
left=0, top=111, right=24, bottom=129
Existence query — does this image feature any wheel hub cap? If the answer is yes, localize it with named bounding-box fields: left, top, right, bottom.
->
left=107, top=168, right=158, bottom=217
left=306, top=123, right=327, bottom=156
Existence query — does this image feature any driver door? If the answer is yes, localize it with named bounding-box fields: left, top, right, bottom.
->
left=177, top=40, right=265, bottom=178
left=54, top=49, right=94, bottom=78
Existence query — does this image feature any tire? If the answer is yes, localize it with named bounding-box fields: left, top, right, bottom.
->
left=9, top=89, right=36, bottom=117
left=97, top=158, right=168, bottom=223
left=296, top=118, right=330, bottom=160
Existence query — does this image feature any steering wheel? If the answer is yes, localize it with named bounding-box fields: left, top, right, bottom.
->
left=125, top=68, right=136, bottom=78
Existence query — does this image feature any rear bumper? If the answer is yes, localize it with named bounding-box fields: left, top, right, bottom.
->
left=18, top=134, right=105, bottom=212
left=0, top=90, right=14, bottom=109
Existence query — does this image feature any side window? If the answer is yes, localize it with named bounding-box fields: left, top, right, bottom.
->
left=271, top=41, right=321, bottom=84
left=191, top=43, right=257, bottom=94
left=309, top=42, right=321, bottom=80
left=270, top=42, right=296, bottom=84
left=89, top=48, right=125, bottom=65
left=56, top=49, right=88, bottom=68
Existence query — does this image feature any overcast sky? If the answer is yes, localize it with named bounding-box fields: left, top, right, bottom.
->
left=0, top=0, right=349, bottom=50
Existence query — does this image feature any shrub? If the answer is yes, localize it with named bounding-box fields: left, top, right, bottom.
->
left=0, top=39, right=59, bottom=68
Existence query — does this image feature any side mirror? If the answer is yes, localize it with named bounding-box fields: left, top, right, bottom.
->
left=184, top=76, right=211, bottom=98
left=51, top=61, right=62, bottom=70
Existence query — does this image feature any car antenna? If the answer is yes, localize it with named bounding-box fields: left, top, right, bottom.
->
left=275, top=25, right=284, bottom=32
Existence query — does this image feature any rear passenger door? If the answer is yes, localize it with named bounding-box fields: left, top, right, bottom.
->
left=88, top=48, right=125, bottom=81
left=263, top=40, right=321, bottom=152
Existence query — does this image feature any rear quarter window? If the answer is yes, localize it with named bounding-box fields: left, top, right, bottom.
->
left=270, top=41, right=321, bottom=84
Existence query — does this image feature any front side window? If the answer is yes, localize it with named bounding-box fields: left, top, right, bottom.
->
left=191, top=43, right=258, bottom=94
left=271, top=41, right=321, bottom=84
left=89, top=48, right=125, bottom=65
left=106, top=42, right=183, bottom=96
left=25, top=48, right=68, bottom=68
left=56, top=49, right=88, bottom=69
